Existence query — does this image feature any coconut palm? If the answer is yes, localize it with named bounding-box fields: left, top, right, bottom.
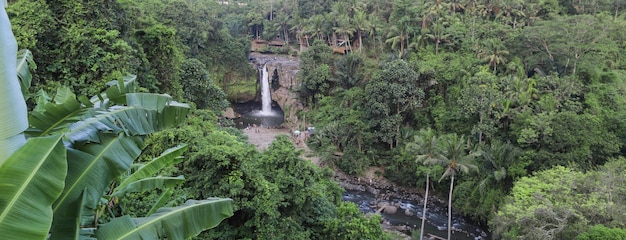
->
left=306, top=15, right=327, bottom=41
left=333, top=14, right=355, bottom=51
left=478, top=141, right=520, bottom=192
left=438, top=134, right=479, bottom=240
left=367, top=13, right=382, bottom=52
left=353, top=10, right=370, bottom=53
left=424, top=20, right=451, bottom=55
left=406, top=128, right=442, bottom=240
left=385, top=24, right=409, bottom=58
left=478, top=38, right=510, bottom=72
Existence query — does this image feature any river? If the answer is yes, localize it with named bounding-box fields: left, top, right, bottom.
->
left=341, top=189, right=489, bottom=240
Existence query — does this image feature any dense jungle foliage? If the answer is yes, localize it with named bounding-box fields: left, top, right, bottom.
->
left=7, top=0, right=626, bottom=239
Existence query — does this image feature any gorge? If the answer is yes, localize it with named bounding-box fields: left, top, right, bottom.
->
left=237, top=53, right=489, bottom=240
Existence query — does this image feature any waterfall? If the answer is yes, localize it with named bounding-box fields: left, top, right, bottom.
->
left=260, top=63, right=272, bottom=115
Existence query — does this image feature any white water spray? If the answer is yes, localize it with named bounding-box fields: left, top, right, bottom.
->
left=260, top=63, right=273, bottom=115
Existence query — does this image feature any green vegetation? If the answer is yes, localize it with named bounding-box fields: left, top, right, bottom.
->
left=5, top=0, right=626, bottom=239
left=0, top=5, right=233, bottom=237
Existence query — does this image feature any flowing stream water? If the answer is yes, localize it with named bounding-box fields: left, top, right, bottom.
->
left=342, top=189, right=489, bottom=240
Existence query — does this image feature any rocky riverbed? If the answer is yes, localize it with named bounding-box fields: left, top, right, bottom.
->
left=242, top=127, right=488, bottom=239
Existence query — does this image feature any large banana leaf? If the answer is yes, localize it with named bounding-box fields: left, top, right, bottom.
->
left=0, top=4, right=28, bottom=164
left=0, top=135, right=66, bottom=240
left=125, top=93, right=190, bottom=129
left=147, top=189, right=175, bottom=216
left=92, top=75, right=138, bottom=107
left=95, top=199, right=234, bottom=240
left=114, top=144, right=188, bottom=193
left=50, top=134, right=144, bottom=239
left=28, top=87, right=83, bottom=137
left=48, top=191, right=88, bottom=240
left=111, top=176, right=185, bottom=197
left=66, top=95, right=189, bottom=143
left=16, top=49, right=35, bottom=100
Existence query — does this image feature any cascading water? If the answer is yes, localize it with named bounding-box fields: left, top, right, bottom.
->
left=231, top=62, right=284, bottom=128
left=260, top=63, right=272, bottom=115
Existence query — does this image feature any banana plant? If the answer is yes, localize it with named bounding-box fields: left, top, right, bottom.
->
left=0, top=0, right=28, bottom=164
left=0, top=4, right=232, bottom=239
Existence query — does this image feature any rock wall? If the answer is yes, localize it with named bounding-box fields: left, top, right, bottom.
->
left=248, top=53, right=303, bottom=127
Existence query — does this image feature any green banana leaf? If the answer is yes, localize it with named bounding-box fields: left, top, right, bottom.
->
left=125, top=92, right=190, bottom=129
left=50, top=134, right=144, bottom=239
left=66, top=95, right=189, bottom=143
left=111, top=176, right=186, bottom=197
left=95, top=75, right=138, bottom=106
left=115, top=144, right=188, bottom=192
left=0, top=4, right=28, bottom=164
left=147, top=189, right=175, bottom=216
left=28, top=87, right=83, bottom=136
left=0, top=135, right=66, bottom=240
left=95, top=199, right=234, bottom=240
left=48, top=191, right=88, bottom=240
left=16, top=49, right=35, bottom=100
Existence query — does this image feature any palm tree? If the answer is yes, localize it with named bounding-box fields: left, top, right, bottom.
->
left=333, top=14, right=355, bottom=51
left=405, top=128, right=442, bottom=240
left=273, top=13, right=291, bottom=45
left=478, top=38, right=510, bottom=72
left=385, top=24, right=408, bottom=58
left=367, top=14, right=382, bottom=53
left=306, top=15, right=326, bottom=41
left=438, top=134, right=479, bottom=240
left=424, top=20, right=451, bottom=55
left=478, top=141, right=520, bottom=192
left=353, top=10, right=370, bottom=53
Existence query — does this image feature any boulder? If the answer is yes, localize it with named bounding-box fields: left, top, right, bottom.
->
left=223, top=107, right=239, bottom=119
left=383, top=205, right=398, bottom=214
left=404, top=208, right=413, bottom=216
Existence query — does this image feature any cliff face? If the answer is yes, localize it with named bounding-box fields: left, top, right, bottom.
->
left=248, top=53, right=303, bottom=126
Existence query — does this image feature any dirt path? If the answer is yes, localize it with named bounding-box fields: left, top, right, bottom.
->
left=243, top=127, right=319, bottom=165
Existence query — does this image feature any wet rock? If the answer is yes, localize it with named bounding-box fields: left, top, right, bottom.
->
left=223, top=107, right=239, bottom=119
left=404, top=208, right=413, bottom=216
left=248, top=53, right=302, bottom=127
left=383, top=205, right=398, bottom=214
left=367, top=186, right=380, bottom=195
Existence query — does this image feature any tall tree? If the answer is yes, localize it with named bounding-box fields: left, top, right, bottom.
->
left=365, top=60, right=424, bottom=149
left=438, top=134, right=479, bottom=240
left=478, top=38, right=510, bottom=72
left=406, top=128, right=442, bottom=240
left=353, top=10, right=370, bottom=53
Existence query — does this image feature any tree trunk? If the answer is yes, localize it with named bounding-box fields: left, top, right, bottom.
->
left=447, top=174, right=454, bottom=240
left=358, top=30, right=363, bottom=53
left=478, top=113, right=483, bottom=144
left=372, top=29, right=376, bottom=52
left=283, top=27, right=289, bottom=45
left=420, top=170, right=430, bottom=240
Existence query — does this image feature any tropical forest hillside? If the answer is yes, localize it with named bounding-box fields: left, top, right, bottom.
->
left=5, top=0, right=626, bottom=239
